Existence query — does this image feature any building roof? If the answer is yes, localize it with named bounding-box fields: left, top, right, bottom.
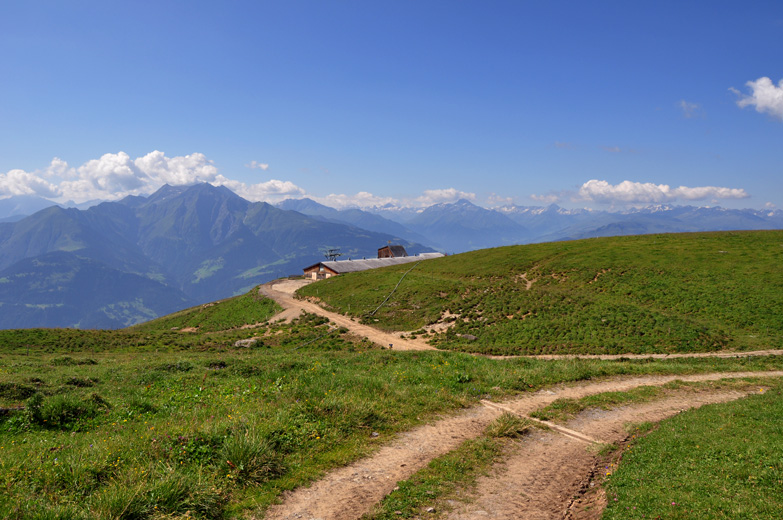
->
left=379, top=245, right=408, bottom=257
left=304, top=252, right=443, bottom=274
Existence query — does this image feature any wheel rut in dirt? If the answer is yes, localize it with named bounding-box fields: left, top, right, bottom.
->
left=444, top=388, right=757, bottom=520
left=258, top=371, right=783, bottom=520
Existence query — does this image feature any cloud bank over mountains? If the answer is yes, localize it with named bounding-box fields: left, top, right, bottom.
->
left=576, top=180, right=749, bottom=205
left=0, top=151, right=306, bottom=205
left=0, top=150, right=756, bottom=211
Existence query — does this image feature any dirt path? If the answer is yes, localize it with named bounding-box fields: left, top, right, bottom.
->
left=260, top=279, right=436, bottom=351
left=527, top=349, right=783, bottom=360
left=259, top=370, right=783, bottom=520
left=445, top=389, right=755, bottom=520
left=260, top=279, right=783, bottom=360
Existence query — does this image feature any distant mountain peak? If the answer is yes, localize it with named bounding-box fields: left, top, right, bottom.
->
left=142, top=183, right=245, bottom=208
left=277, top=197, right=332, bottom=213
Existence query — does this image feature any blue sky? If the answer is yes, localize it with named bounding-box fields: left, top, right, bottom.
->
left=1, top=1, right=781, bottom=210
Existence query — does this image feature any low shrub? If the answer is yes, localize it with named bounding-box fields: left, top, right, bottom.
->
left=0, top=382, right=38, bottom=401
left=51, top=356, right=97, bottom=366
left=158, top=360, right=194, bottom=372
left=25, top=392, right=110, bottom=430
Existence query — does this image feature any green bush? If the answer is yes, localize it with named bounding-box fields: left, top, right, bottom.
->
left=25, top=392, right=110, bottom=430
left=159, top=360, right=194, bottom=372
left=0, top=382, right=38, bottom=401
left=51, top=356, right=97, bottom=366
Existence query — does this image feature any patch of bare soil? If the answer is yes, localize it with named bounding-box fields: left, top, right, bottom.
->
left=528, top=349, right=783, bottom=361
left=515, top=271, right=538, bottom=290
left=261, top=406, right=501, bottom=520
left=260, top=280, right=436, bottom=351
left=422, top=310, right=460, bottom=334
left=239, top=321, right=271, bottom=330
left=255, top=371, right=783, bottom=520
left=445, top=389, right=754, bottom=520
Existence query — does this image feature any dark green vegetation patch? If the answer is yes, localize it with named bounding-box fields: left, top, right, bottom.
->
left=298, top=231, right=783, bottom=355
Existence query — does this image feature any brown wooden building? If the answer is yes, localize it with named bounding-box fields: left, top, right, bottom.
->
left=377, top=245, right=408, bottom=258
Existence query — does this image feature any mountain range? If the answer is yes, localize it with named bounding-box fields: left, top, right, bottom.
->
left=275, top=197, right=783, bottom=253
left=1, top=185, right=781, bottom=329
left=0, top=184, right=429, bottom=329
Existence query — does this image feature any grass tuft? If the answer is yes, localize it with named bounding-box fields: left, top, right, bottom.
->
left=221, top=428, right=286, bottom=485
left=485, top=412, right=531, bottom=438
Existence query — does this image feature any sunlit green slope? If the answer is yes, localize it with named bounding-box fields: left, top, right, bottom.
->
left=0, top=286, right=281, bottom=354
left=128, top=286, right=281, bottom=334
left=297, top=231, right=783, bottom=355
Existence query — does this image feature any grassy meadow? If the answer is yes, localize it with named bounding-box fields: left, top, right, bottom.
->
left=3, top=344, right=781, bottom=519
left=2, top=283, right=782, bottom=518
left=298, top=231, right=783, bottom=355
left=0, top=289, right=281, bottom=356
left=1, top=230, right=783, bottom=519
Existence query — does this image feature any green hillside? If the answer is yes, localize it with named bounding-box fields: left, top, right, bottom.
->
left=1, top=265, right=783, bottom=518
left=297, top=231, right=783, bottom=355
left=0, top=286, right=280, bottom=355
left=129, top=286, right=280, bottom=334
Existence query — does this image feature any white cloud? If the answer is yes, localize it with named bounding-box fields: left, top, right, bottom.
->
left=3, top=153, right=475, bottom=210
left=134, top=151, right=219, bottom=185
left=246, top=161, right=270, bottom=171
left=1, top=151, right=298, bottom=204
left=414, top=188, right=476, bottom=206
left=674, top=185, right=749, bottom=200
left=486, top=193, right=515, bottom=207
left=219, top=177, right=306, bottom=203
left=46, top=151, right=222, bottom=202
left=530, top=193, right=560, bottom=204
left=44, top=157, right=70, bottom=178
left=306, top=188, right=478, bottom=210
left=733, top=76, right=783, bottom=120
left=679, top=100, right=702, bottom=118
left=72, top=152, right=147, bottom=193
left=601, top=146, right=621, bottom=153
left=578, top=179, right=749, bottom=205
left=0, top=169, right=62, bottom=198
left=317, top=191, right=398, bottom=209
